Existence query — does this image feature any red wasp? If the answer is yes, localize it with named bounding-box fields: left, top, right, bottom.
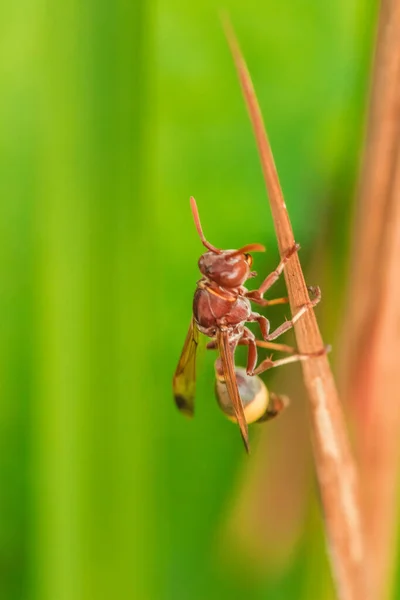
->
left=173, top=197, right=322, bottom=452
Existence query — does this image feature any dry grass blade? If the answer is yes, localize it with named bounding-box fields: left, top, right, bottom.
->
left=340, top=0, right=400, bottom=391
left=339, top=2, right=400, bottom=597
left=355, top=133, right=400, bottom=600
left=222, top=17, right=366, bottom=600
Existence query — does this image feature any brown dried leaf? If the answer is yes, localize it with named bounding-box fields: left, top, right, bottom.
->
left=223, top=16, right=367, bottom=600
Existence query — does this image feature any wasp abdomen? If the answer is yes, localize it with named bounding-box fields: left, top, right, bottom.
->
left=215, top=366, right=288, bottom=425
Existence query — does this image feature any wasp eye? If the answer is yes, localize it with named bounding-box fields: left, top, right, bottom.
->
left=245, top=253, right=253, bottom=267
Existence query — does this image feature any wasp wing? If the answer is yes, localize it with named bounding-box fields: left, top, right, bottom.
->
left=173, top=317, right=199, bottom=417
left=217, top=329, right=249, bottom=452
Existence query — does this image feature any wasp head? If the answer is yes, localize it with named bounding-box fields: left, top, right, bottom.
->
left=190, top=196, right=265, bottom=288
left=198, top=250, right=255, bottom=287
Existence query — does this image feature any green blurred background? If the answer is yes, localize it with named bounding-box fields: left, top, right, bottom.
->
left=0, top=1, right=384, bottom=599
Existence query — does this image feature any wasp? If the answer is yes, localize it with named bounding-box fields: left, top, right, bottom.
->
left=173, top=197, right=322, bottom=452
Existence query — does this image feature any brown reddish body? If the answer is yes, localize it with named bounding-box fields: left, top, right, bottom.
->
left=173, top=197, right=323, bottom=452
left=193, top=285, right=251, bottom=335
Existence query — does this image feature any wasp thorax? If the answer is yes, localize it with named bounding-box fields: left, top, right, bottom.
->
left=215, top=367, right=269, bottom=424
left=198, top=251, right=251, bottom=288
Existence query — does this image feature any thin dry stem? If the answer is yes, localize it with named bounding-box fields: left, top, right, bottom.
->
left=357, top=131, right=400, bottom=600
left=340, top=2, right=400, bottom=597
left=223, top=18, right=366, bottom=600
left=340, top=0, right=400, bottom=392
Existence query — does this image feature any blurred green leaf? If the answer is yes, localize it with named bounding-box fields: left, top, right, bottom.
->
left=0, top=1, right=382, bottom=599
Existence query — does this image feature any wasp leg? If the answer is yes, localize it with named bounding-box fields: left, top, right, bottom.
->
left=210, top=333, right=296, bottom=372
left=249, top=286, right=321, bottom=341
left=206, top=339, right=218, bottom=350
left=245, top=243, right=299, bottom=305
left=246, top=294, right=289, bottom=307
left=209, top=332, right=259, bottom=375
left=237, top=327, right=258, bottom=375
left=255, top=339, right=297, bottom=354
left=253, top=345, right=329, bottom=375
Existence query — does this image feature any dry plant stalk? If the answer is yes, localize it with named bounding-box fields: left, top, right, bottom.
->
left=223, top=18, right=366, bottom=600
left=340, top=1, right=400, bottom=598
left=340, top=0, right=400, bottom=389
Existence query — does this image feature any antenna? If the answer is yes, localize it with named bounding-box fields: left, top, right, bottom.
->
left=230, top=243, right=265, bottom=256
left=190, top=197, right=222, bottom=254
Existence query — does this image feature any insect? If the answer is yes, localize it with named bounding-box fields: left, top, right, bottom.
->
left=173, top=197, right=322, bottom=452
